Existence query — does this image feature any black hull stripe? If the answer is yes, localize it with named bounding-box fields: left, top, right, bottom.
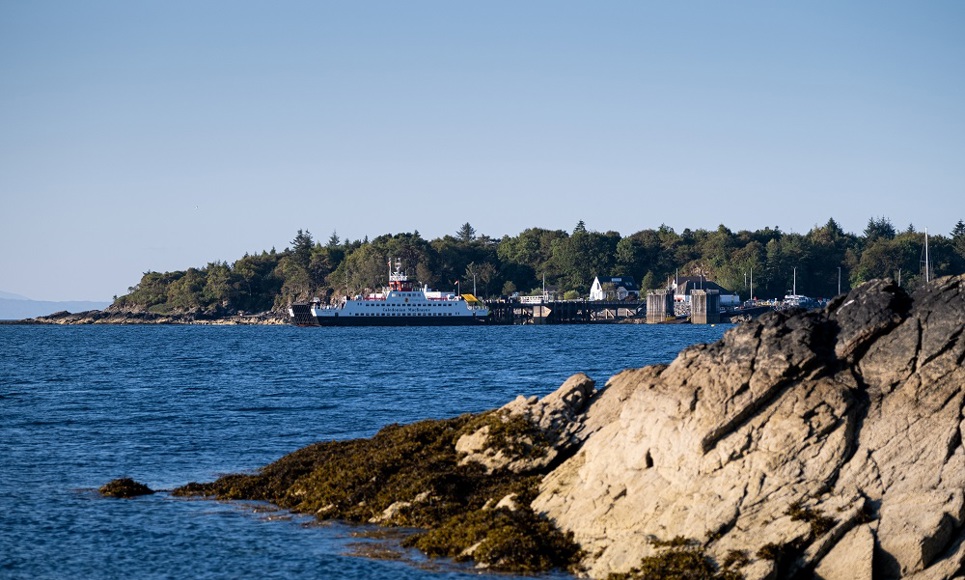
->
left=310, top=316, right=487, bottom=327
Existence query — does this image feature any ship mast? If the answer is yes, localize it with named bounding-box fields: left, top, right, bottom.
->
left=388, top=258, right=410, bottom=292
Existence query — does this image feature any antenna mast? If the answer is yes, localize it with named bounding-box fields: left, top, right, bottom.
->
left=925, top=228, right=930, bottom=283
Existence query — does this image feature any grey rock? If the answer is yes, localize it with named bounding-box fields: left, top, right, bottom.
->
left=533, top=275, right=965, bottom=578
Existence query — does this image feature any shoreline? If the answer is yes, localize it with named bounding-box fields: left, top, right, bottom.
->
left=3, top=310, right=289, bottom=325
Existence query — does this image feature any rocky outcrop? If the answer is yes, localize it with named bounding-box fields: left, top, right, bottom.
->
left=534, top=275, right=965, bottom=578
left=99, top=478, right=154, bottom=498
left=456, top=373, right=597, bottom=474
left=22, top=309, right=289, bottom=325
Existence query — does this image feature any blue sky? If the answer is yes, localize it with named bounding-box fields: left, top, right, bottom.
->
left=2, top=1, right=963, bottom=301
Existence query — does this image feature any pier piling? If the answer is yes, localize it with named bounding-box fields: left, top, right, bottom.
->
left=691, top=289, right=720, bottom=324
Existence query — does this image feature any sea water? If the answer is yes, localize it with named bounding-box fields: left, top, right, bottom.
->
left=0, top=324, right=729, bottom=579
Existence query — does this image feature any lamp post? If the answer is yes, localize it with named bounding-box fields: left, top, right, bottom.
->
left=837, top=267, right=841, bottom=296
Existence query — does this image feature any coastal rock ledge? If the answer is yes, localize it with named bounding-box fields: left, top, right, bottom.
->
left=172, top=275, right=964, bottom=579
left=536, top=274, right=965, bottom=579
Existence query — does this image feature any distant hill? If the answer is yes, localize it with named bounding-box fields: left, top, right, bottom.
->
left=0, top=290, right=30, bottom=300
left=0, top=297, right=111, bottom=320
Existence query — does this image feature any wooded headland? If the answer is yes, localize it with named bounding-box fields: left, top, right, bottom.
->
left=109, top=218, right=965, bottom=317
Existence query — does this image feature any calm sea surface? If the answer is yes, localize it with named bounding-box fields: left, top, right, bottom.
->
left=0, top=324, right=730, bottom=579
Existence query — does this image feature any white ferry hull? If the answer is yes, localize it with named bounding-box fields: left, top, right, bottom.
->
left=288, top=259, right=489, bottom=327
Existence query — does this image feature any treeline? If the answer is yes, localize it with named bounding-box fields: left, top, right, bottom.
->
left=113, top=218, right=965, bottom=315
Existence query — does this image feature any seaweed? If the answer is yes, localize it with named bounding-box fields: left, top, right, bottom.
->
left=608, top=537, right=745, bottom=580
left=99, top=478, right=154, bottom=498
left=172, top=412, right=582, bottom=573
left=786, top=500, right=837, bottom=538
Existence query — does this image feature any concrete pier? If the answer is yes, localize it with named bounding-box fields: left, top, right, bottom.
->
left=646, top=290, right=674, bottom=323
left=691, top=289, right=720, bottom=324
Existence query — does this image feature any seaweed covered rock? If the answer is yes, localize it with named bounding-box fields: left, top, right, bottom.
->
left=534, top=275, right=965, bottom=579
left=173, top=391, right=587, bottom=573
left=455, top=372, right=596, bottom=473
left=99, top=478, right=154, bottom=498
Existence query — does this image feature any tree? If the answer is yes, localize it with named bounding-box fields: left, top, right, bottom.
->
left=202, top=261, right=233, bottom=309
left=550, top=227, right=619, bottom=295
left=641, top=271, right=656, bottom=292
left=166, top=268, right=204, bottom=311
left=457, top=222, right=476, bottom=243
left=864, top=217, right=896, bottom=243
left=461, top=261, right=495, bottom=296
left=952, top=220, right=965, bottom=262
left=497, top=228, right=567, bottom=282
left=805, top=221, right=857, bottom=298
left=615, top=237, right=643, bottom=275
left=234, top=251, right=283, bottom=312
left=291, top=229, right=315, bottom=272
left=823, top=218, right=845, bottom=238
left=327, top=231, right=341, bottom=248
left=475, top=262, right=497, bottom=297
left=853, top=234, right=921, bottom=288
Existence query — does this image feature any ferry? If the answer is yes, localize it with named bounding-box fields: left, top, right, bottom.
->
left=288, top=259, right=489, bottom=326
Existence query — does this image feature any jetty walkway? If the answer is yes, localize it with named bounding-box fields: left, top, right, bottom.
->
left=486, top=300, right=645, bottom=324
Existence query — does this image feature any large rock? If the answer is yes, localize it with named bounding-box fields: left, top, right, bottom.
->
left=456, top=372, right=596, bottom=473
left=533, top=275, right=965, bottom=578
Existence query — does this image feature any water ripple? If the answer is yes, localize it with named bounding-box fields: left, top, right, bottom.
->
left=0, top=323, right=729, bottom=579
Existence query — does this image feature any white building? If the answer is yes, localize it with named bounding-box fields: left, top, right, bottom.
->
left=590, top=276, right=640, bottom=301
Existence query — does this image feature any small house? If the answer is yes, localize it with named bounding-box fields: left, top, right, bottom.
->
left=590, top=276, right=640, bottom=301
left=671, top=277, right=740, bottom=307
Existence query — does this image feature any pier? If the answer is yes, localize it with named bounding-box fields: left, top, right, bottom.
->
left=646, top=290, right=674, bottom=323
left=486, top=300, right=646, bottom=324
left=691, top=290, right=721, bottom=325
